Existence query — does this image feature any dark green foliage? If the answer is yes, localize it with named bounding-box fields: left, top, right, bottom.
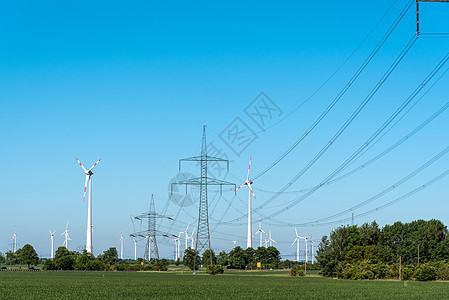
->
left=202, top=249, right=217, bottom=266
left=317, top=220, right=449, bottom=281
left=97, top=248, right=118, bottom=265
left=5, top=251, right=18, bottom=265
left=54, top=247, right=78, bottom=270
left=183, top=249, right=200, bottom=270
left=43, top=259, right=57, bottom=270
left=0, top=252, right=5, bottom=264
left=206, top=264, right=224, bottom=275
left=18, top=244, right=39, bottom=268
left=436, top=263, right=449, bottom=280
left=217, top=251, right=229, bottom=266
left=415, top=263, right=437, bottom=281
left=227, top=246, right=246, bottom=269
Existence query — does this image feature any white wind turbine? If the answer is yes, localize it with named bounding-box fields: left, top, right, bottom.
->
left=49, top=230, right=56, bottom=259
left=183, top=224, right=190, bottom=252
left=118, top=233, right=124, bottom=260
left=291, top=228, right=301, bottom=262
left=177, top=230, right=184, bottom=259
left=172, top=235, right=179, bottom=261
left=11, top=231, right=18, bottom=253
left=252, top=217, right=268, bottom=248
left=62, top=222, right=71, bottom=249
left=75, top=157, right=101, bottom=254
left=235, top=157, right=256, bottom=249
left=310, top=240, right=317, bottom=264
left=264, top=230, right=277, bottom=247
left=132, top=238, right=137, bottom=260
left=185, top=227, right=195, bottom=250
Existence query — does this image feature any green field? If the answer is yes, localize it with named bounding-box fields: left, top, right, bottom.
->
left=1, top=270, right=449, bottom=299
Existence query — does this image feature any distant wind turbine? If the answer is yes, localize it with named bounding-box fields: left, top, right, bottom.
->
left=75, top=157, right=101, bottom=254
left=49, top=230, right=56, bottom=259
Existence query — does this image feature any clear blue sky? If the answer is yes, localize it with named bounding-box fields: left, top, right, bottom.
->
left=1, top=0, right=449, bottom=260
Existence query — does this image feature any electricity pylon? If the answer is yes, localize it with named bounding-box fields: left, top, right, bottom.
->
left=130, top=194, right=172, bottom=262
left=173, top=125, right=235, bottom=254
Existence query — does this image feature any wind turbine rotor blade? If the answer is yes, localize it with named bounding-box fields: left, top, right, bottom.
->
left=234, top=183, right=246, bottom=192
left=247, top=183, right=256, bottom=199
left=295, top=227, right=298, bottom=237
left=291, top=239, right=297, bottom=247
left=88, top=158, right=102, bottom=172
left=246, top=156, right=252, bottom=181
left=83, top=175, right=89, bottom=202
left=75, top=157, right=87, bottom=173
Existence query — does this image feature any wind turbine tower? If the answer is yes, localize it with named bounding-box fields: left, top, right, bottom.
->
left=235, top=157, right=257, bottom=249
left=62, top=222, right=71, bottom=249
left=49, top=230, right=56, bottom=259
left=11, top=231, right=18, bottom=253
left=252, top=217, right=268, bottom=248
left=118, top=233, right=124, bottom=260
left=75, top=157, right=101, bottom=254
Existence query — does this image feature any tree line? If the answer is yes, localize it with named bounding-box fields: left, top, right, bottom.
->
left=316, top=219, right=449, bottom=281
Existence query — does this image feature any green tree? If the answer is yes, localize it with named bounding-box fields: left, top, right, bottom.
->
left=0, top=252, right=5, bottom=264
left=54, top=247, right=78, bottom=270
left=202, top=249, right=217, bottom=266
left=228, top=246, right=246, bottom=269
left=266, top=246, right=281, bottom=267
left=217, top=250, right=229, bottom=266
left=98, top=247, right=118, bottom=265
left=244, top=247, right=257, bottom=269
left=5, top=251, right=18, bottom=267
left=74, top=250, right=95, bottom=270
left=18, top=244, right=39, bottom=268
left=183, top=248, right=200, bottom=270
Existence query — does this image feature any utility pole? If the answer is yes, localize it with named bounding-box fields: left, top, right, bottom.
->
left=173, top=125, right=235, bottom=270
left=418, top=241, right=420, bottom=266
left=399, top=256, right=402, bottom=281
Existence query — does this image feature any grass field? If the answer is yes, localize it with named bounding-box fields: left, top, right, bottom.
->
left=1, top=270, right=449, bottom=299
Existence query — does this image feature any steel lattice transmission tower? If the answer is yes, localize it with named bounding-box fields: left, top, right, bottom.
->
left=130, top=194, right=172, bottom=262
left=173, top=125, right=235, bottom=254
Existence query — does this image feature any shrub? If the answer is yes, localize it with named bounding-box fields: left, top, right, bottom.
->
left=206, top=265, right=224, bottom=275
left=289, top=265, right=304, bottom=276
left=402, top=265, right=416, bottom=281
left=415, top=264, right=437, bottom=281
left=436, top=263, right=449, bottom=280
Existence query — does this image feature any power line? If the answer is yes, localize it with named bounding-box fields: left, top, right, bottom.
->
left=252, top=0, right=415, bottom=181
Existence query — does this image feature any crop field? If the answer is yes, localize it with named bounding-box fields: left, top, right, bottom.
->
left=1, top=271, right=449, bottom=299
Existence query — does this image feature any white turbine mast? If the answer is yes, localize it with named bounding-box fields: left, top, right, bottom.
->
left=183, top=224, right=190, bottom=252
left=62, top=221, right=71, bottom=249
left=132, top=238, right=137, bottom=260
left=189, top=228, right=195, bottom=249
left=118, top=233, right=124, bottom=260
left=235, top=156, right=256, bottom=249
left=11, top=231, right=18, bottom=253
left=172, top=235, right=179, bottom=261
left=291, top=228, right=301, bottom=262
left=252, top=216, right=268, bottom=248
left=75, top=157, right=101, bottom=254
left=177, top=230, right=184, bottom=260
left=49, top=230, right=56, bottom=259
left=310, top=240, right=317, bottom=264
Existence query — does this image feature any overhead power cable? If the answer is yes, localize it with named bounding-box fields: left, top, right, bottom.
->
left=298, top=144, right=449, bottom=225
left=221, top=34, right=420, bottom=225
left=316, top=168, right=449, bottom=227
left=252, top=0, right=414, bottom=181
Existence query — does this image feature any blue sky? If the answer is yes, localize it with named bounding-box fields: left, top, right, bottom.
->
left=1, top=0, right=449, bottom=260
